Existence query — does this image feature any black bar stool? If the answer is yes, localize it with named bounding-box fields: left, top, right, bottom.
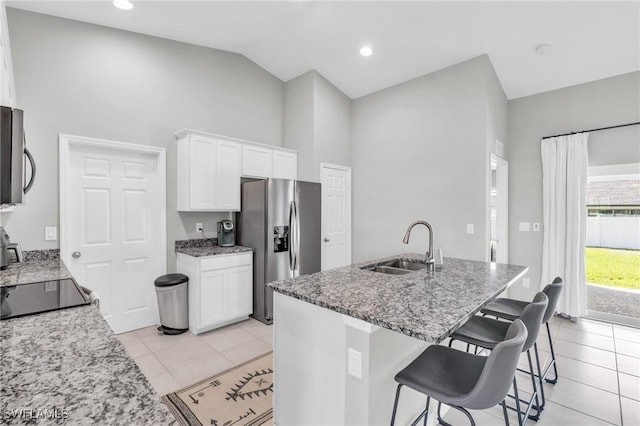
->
left=482, top=277, right=564, bottom=404
left=449, top=293, right=548, bottom=425
left=390, top=320, right=528, bottom=426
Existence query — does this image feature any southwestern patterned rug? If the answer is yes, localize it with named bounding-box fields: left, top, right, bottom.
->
left=162, top=352, right=273, bottom=426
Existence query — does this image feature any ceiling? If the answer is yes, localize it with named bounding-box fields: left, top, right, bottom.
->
left=7, top=1, right=640, bottom=99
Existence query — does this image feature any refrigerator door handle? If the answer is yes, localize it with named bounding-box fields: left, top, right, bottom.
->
left=288, top=201, right=295, bottom=272
left=293, top=199, right=301, bottom=273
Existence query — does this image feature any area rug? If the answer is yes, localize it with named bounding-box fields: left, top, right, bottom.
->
left=162, top=352, right=273, bottom=426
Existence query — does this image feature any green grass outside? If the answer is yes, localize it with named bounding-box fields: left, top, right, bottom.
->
left=585, top=247, right=640, bottom=290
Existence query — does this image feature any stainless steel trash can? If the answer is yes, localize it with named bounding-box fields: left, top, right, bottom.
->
left=154, top=273, right=188, bottom=335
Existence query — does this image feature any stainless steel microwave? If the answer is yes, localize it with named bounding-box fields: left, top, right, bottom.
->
left=0, top=106, right=35, bottom=206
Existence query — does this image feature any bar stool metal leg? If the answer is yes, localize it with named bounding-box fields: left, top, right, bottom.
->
left=526, top=350, right=542, bottom=421
left=501, top=400, right=510, bottom=426
left=533, top=343, right=547, bottom=409
left=544, top=322, right=559, bottom=384
left=390, top=384, right=403, bottom=426
left=437, top=402, right=476, bottom=426
left=510, top=377, right=526, bottom=426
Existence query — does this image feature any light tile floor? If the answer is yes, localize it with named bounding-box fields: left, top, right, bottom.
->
left=114, top=318, right=273, bottom=396
left=116, top=316, right=639, bottom=425
left=443, top=316, right=640, bottom=426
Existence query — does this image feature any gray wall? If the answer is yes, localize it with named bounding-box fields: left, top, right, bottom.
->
left=3, top=9, right=284, bottom=271
left=283, top=72, right=316, bottom=181
left=588, top=124, right=640, bottom=166
left=283, top=70, right=351, bottom=182
left=508, top=71, right=640, bottom=301
left=313, top=72, right=352, bottom=178
left=351, top=55, right=507, bottom=263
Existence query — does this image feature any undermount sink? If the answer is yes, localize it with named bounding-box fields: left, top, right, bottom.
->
left=367, top=265, right=412, bottom=275
left=386, top=259, right=428, bottom=271
left=362, top=258, right=428, bottom=275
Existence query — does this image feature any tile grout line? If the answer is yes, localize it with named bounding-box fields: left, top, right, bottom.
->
left=612, top=328, right=624, bottom=426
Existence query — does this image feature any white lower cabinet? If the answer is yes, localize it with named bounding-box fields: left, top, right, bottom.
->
left=177, top=252, right=253, bottom=334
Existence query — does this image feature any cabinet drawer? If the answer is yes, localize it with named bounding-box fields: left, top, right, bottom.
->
left=200, top=252, right=252, bottom=271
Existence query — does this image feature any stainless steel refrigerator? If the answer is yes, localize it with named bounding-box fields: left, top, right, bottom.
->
left=236, top=178, right=321, bottom=324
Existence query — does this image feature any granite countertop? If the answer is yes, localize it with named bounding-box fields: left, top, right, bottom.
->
left=0, top=252, right=176, bottom=424
left=175, top=238, right=253, bottom=257
left=1, top=305, right=176, bottom=425
left=269, top=253, right=528, bottom=343
left=0, top=250, right=73, bottom=286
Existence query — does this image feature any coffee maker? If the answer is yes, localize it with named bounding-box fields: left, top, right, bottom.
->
left=0, top=227, right=23, bottom=269
left=217, top=220, right=235, bottom=247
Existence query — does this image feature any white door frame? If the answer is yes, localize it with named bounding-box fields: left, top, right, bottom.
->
left=489, top=153, right=509, bottom=263
left=59, top=133, right=167, bottom=291
left=320, top=162, right=352, bottom=269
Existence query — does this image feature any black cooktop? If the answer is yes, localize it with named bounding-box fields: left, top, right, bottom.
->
left=1, top=279, right=91, bottom=320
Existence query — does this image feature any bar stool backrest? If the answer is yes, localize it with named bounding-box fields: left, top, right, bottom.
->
left=542, top=277, right=564, bottom=324
left=520, top=292, right=549, bottom=351
left=461, top=320, right=528, bottom=410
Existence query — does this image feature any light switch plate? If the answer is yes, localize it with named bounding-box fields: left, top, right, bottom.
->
left=347, top=348, right=362, bottom=379
left=523, top=278, right=530, bottom=288
left=45, top=226, right=57, bottom=241
left=533, top=223, right=540, bottom=232
left=466, top=224, right=475, bottom=234
left=519, top=222, right=530, bottom=232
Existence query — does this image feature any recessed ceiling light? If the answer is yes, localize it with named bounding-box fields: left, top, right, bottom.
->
left=535, top=43, right=551, bottom=54
left=113, top=0, right=134, bottom=10
left=359, top=46, right=373, bottom=57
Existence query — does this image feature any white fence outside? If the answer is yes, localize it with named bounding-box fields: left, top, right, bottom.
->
left=586, top=216, right=640, bottom=250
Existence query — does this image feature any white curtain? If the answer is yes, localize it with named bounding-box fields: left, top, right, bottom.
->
left=541, top=133, right=589, bottom=318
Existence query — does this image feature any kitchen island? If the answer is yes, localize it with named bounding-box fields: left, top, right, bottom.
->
left=269, top=253, right=527, bottom=426
left=0, top=253, right=176, bottom=425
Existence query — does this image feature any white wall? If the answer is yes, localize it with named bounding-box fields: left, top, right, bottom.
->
left=508, top=71, right=640, bottom=300
left=3, top=9, right=284, bottom=271
left=351, top=55, right=507, bottom=263
left=283, top=70, right=352, bottom=182
left=587, top=216, right=640, bottom=250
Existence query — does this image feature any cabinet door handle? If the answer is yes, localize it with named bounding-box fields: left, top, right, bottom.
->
left=323, top=238, right=330, bottom=242
left=72, top=251, right=82, bottom=258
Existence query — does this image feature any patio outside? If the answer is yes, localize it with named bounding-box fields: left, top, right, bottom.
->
left=585, top=179, right=640, bottom=321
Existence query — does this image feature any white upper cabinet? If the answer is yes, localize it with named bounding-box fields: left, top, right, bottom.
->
left=272, top=150, right=298, bottom=180
left=177, top=132, right=241, bottom=212
left=1, top=4, right=16, bottom=107
left=176, top=129, right=298, bottom=212
left=216, top=140, right=242, bottom=210
left=242, top=144, right=273, bottom=178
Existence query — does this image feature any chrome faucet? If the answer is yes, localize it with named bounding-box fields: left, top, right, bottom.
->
left=402, top=220, right=435, bottom=270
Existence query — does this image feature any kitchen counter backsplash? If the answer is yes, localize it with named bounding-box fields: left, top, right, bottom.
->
left=175, top=238, right=219, bottom=249
left=175, top=238, right=253, bottom=257
left=21, top=248, right=61, bottom=262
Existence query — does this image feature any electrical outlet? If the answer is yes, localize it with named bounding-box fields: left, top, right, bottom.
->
left=45, top=226, right=57, bottom=241
left=523, top=278, right=530, bottom=288
left=533, top=223, right=540, bottom=232
left=347, top=348, right=362, bottom=379
left=519, top=222, right=530, bottom=232
left=196, top=223, right=203, bottom=232
left=466, top=224, right=475, bottom=234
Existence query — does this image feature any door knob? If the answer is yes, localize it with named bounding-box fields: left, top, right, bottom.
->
left=323, top=238, right=330, bottom=242
left=72, top=251, right=82, bottom=258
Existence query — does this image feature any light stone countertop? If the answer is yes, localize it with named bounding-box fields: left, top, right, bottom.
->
left=174, top=238, right=253, bottom=257
left=0, top=255, right=176, bottom=425
left=0, top=258, right=72, bottom=286
left=269, top=253, right=528, bottom=343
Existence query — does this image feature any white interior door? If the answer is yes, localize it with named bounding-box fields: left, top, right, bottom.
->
left=490, top=154, right=509, bottom=264
left=60, top=135, right=166, bottom=334
left=321, top=163, right=352, bottom=271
